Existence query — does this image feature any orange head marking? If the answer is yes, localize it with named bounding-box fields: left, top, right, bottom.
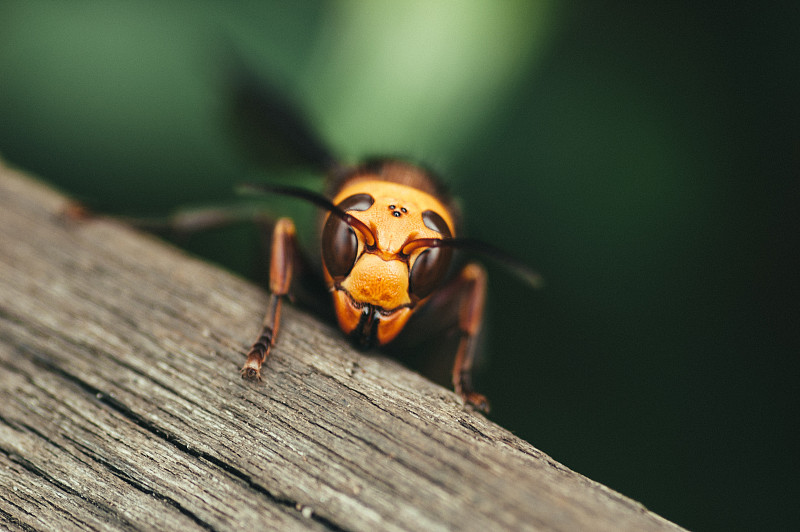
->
left=321, top=179, right=455, bottom=347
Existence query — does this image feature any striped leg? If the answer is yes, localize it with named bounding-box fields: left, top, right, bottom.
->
left=241, top=217, right=296, bottom=380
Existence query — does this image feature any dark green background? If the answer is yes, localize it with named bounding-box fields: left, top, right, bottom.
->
left=1, top=2, right=797, bottom=530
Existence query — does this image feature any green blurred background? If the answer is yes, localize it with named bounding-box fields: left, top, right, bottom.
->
left=1, top=2, right=797, bottom=530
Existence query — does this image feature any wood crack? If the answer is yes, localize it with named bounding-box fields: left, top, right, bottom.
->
left=0, top=429, right=140, bottom=530
left=40, top=362, right=346, bottom=531
left=64, top=436, right=217, bottom=532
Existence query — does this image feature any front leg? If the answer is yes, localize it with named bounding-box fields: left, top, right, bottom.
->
left=421, top=263, right=489, bottom=412
left=241, top=217, right=297, bottom=380
left=451, top=264, right=489, bottom=412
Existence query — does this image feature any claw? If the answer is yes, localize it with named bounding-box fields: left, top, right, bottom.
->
left=240, top=352, right=264, bottom=381
left=463, top=392, right=490, bottom=414
left=240, top=365, right=262, bottom=381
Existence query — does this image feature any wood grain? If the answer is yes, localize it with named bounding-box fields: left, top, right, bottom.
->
left=0, top=159, right=685, bottom=531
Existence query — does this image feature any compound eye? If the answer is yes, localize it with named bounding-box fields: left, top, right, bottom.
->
left=422, top=210, right=452, bottom=237
left=322, top=218, right=357, bottom=279
left=321, top=193, right=374, bottom=279
left=408, top=209, right=453, bottom=299
left=409, top=246, right=452, bottom=300
left=337, top=193, right=374, bottom=213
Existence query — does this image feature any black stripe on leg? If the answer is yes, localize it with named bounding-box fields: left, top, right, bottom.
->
left=249, top=326, right=274, bottom=356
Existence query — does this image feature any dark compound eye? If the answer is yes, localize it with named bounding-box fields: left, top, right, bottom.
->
left=322, top=219, right=357, bottom=279
left=321, top=194, right=374, bottom=279
left=409, top=246, right=452, bottom=300
left=408, top=210, right=453, bottom=299
left=422, top=210, right=451, bottom=237
left=339, top=193, right=374, bottom=212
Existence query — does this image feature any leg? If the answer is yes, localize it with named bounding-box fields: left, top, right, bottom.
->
left=241, top=217, right=297, bottom=380
left=416, top=263, right=489, bottom=412
left=451, top=264, right=489, bottom=412
left=60, top=200, right=272, bottom=236
left=125, top=205, right=272, bottom=237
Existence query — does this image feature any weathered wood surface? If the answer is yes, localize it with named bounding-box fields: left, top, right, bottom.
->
left=0, top=159, right=685, bottom=532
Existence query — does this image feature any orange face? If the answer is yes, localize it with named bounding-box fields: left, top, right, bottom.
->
left=321, top=179, right=455, bottom=348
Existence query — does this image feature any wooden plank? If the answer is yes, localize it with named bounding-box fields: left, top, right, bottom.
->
left=0, top=159, right=685, bottom=531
